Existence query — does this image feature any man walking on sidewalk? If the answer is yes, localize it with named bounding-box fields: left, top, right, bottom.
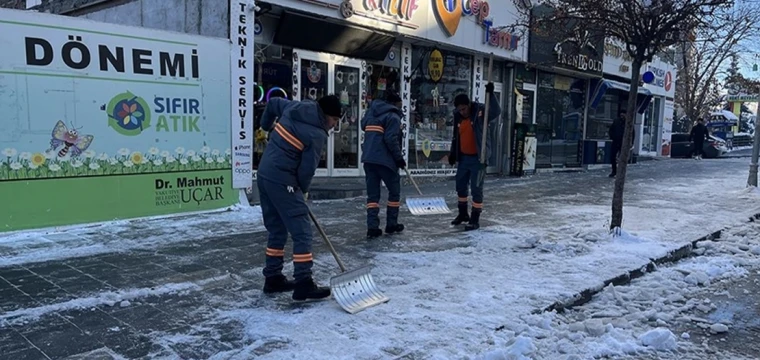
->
left=690, top=118, right=709, bottom=160
left=448, top=82, right=501, bottom=231
left=608, top=112, right=634, bottom=178
left=257, top=95, right=342, bottom=301
left=361, top=75, right=406, bottom=239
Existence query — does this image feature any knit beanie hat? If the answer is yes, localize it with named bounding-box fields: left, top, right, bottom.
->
left=318, top=95, right=342, bottom=117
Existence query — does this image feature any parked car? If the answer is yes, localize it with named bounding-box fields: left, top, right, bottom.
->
left=670, top=133, right=727, bottom=158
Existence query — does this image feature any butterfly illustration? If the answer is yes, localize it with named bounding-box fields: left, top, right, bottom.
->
left=48, top=120, right=94, bottom=158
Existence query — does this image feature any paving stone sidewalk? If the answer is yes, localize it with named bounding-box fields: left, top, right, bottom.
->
left=0, top=158, right=756, bottom=359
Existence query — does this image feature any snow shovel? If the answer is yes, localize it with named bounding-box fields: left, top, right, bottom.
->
left=476, top=54, right=495, bottom=188
left=306, top=206, right=390, bottom=314
left=404, top=168, right=451, bottom=215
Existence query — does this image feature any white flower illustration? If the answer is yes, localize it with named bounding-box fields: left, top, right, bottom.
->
left=98, top=153, right=109, bottom=161
left=153, top=159, right=164, bottom=166
left=10, top=162, right=22, bottom=170
left=186, top=150, right=196, bottom=157
left=71, top=160, right=83, bottom=168
left=118, top=148, right=130, bottom=156
left=2, top=148, right=17, bottom=157
left=166, top=156, right=176, bottom=163
left=149, top=147, right=160, bottom=155
left=179, top=158, right=189, bottom=165
left=19, top=152, right=31, bottom=160
left=29, top=163, right=38, bottom=170
left=201, top=146, right=211, bottom=154
left=89, top=162, right=100, bottom=170
left=175, top=147, right=185, bottom=154
left=192, top=155, right=202, bottom=162
left=83, top=150, right=96, bottom=158
left=212, top=149, right=220, bottom=156
left=216, top=157, right=225, bottom=164
left=225, top=148, right=232, bottom=156
left=160, top=150, right=170, bottom=158
left=123, top=160, right=134, bottom=168
left=109, top=158, right=119, bottom=165
left=49, top=163, right=61, bottom=172
left=205, top=157, right=214, bottom=164
left=45, top=151, right=57, bottom=160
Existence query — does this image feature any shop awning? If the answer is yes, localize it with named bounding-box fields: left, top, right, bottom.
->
left=273, top=11, right=396, bottom=62
left=589, top=79, right=653, bottom=114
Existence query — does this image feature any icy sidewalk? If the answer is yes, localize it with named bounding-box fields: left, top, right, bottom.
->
left=0, top=157, right=758, bottom=359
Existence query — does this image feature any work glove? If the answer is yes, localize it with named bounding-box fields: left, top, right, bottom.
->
left=303, top=192, right=313, bottom=207
left=396, top=159, right=407, bottom=169
left=485, top=82, right=495, bottom=94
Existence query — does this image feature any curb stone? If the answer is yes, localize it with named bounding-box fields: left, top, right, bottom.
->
left=532, top=212, right=760, bottom=315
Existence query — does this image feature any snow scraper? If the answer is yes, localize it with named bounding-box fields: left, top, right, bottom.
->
left=306, top=207, right=390, bottom=314
left=404, top=168, right=451, bottom=215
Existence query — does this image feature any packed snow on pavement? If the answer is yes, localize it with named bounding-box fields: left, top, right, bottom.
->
left=1, top=160, right=760, bottom=359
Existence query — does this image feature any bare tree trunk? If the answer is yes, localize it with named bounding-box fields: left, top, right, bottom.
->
left=610, top=59, right=643, bottom=231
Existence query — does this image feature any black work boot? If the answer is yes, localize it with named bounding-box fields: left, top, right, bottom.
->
left=465, top=210, right=481, bottom=231
left=367, top=228, right=383, bottom=239
left=292, top=277, right=331, bottom=301
left=263, top=274, right=295, bottom=294
left=451, top=203, right=470, bottom=225
left=385, top=224, right=405, bottom=234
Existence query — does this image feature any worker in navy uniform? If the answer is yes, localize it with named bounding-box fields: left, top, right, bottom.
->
left=448, top=82, right=501, bottom=231
left=257, top=95, right=342, bottom=301
left=360, top=74, right=406, bottom=239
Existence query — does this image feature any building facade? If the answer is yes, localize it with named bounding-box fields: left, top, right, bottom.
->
left=252, top=0, right=528, bottom=177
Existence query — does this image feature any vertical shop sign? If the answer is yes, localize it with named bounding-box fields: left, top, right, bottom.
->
left=471, top=56, right=484, bottom=104
left=401, top=42, right=413, bottom=163
left=230, top=2, right=254, bottom=188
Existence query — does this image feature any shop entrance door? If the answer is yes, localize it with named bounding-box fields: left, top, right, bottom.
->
left=292, top=50, right=365, bottom=177
left=487, top=83, right=503, bottom=174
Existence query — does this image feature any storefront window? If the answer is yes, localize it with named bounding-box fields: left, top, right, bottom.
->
left=408, top=48, right=472, bottom=172
left=515, top=64, right=536, bottom=85
left=535, top=72, right=586, bottom=168
left=587, top=91, right=626, bottom=140
left=253, top=53, right=293, bottom=170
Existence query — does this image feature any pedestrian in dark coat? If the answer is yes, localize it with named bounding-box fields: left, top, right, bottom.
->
left=448, top=82, right=501, bottom=231
left=360, top=82, right=405, bottom=239
left=257, top=95, right=342, bottom=301
left=689, top=118, right=710, bottom=160
left=608, top=112, right=634, bottom=178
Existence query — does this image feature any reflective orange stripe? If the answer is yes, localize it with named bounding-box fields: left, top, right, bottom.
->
left=274, top=123, right=304, bottom=151
left=458, top=197, right=468, bottom=202
left=266, top=248, right=285, bottom=257
left=293, top=253, right=313, bottom=262
left=365, top=125, right=384, bottom=133
left=367, top=202, right=380, bottom=209
left=472, top=202, right=483, bottom=209
left=387, top=201, right=400, bottom=207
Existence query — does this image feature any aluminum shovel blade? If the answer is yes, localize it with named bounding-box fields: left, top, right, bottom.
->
left=329, top=265, right=390, bottom=314
left=405, top=196, right=452, bottom=215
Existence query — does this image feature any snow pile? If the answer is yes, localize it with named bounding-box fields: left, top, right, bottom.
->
left=639, top=328, right=677, bottom=351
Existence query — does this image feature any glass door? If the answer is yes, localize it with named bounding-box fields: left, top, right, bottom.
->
left=487, top=83, right=503, bottom=174
left=292, top=50, right=365, bottom=177
left=642, top=97, right=661, bottom=156
left=332, top=59, right=364, bottom=177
